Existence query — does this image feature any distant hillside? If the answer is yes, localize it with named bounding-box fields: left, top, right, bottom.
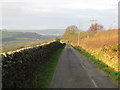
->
left=13, top=29, right=65, bottom=35
left=2, top=30, right=56, bottom=45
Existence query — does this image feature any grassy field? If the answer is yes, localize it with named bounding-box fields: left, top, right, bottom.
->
left=2, top=30, right=41, bottom=46
left=24, top=46, right=65, bottom=88
left=2, top=30, right=57, bottom=53
left=2, top=40, right=53, bottom=53
left=79, top=30, right=118, bottom=49
left=2, top=30, right=17, bottom=38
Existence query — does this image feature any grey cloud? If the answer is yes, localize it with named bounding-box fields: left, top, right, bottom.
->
left=2, top=2, right=118, bottom=30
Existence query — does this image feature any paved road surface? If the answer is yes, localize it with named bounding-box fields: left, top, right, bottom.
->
left=50, top=45, right=118, bottom=88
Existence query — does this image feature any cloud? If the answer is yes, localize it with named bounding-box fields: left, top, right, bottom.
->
left=1, top=0, right=118, bottom=30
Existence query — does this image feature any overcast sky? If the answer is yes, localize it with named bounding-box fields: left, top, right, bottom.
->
left=1, top=0, right=119, bottom=30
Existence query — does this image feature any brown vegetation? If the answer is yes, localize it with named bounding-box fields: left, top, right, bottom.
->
left=80, top=30, right=118, bottom=50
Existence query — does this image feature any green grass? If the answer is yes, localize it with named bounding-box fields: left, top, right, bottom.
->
left=24, top=46, right=65, bottom=88
left=2, top=31, right=17, bottom=38
left=73, top=46, right=120, bottom=86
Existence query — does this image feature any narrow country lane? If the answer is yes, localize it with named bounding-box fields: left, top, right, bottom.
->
left=50, top=45, right=118, bottom=88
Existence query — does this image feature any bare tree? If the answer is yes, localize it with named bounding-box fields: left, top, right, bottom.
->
left=88, top=23, right=104, bottom=31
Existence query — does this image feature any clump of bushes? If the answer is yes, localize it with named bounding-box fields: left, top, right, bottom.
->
left=2, top=41, right=65, bottom=88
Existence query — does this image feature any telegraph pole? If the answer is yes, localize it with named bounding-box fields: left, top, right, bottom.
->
left=77, top=23, right=81, bottom=46
left=78, top=29, right=79, bottom=46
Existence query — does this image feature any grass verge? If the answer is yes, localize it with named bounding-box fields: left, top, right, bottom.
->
left=73, top=46, right=120, bottom=86
left=24, top=46, right=65, bottom=88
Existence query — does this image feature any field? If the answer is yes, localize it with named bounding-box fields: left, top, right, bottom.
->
left=2, top=30, right=57, bottom=53
left=2, top=40, right=53, bottom=53
left=80, top=30, right=118, bottom=49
